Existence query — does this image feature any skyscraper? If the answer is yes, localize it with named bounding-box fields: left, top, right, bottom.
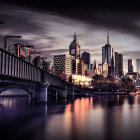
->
left=102, top=32, right=115, bottom=76
left=136, top=59, right=140, bottom=73
left=115, top=52, right=123, bottom=78
left=69, top=32, right=80, bottom=59
left=81, top=51, right=90, bottom=65
left=128, top=59, right=133, bottom=72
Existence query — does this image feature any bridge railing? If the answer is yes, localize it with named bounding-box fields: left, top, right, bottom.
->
left=0, top=48, right=42, bottom=82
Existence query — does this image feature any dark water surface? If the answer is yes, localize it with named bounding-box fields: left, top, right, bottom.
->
left=0, top=94, right=140, bottom=140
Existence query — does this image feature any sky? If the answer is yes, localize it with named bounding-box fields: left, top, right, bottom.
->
left=0, top=1, right=140, bottom=73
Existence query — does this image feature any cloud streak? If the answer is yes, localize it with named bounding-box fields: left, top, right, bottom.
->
left=0, top=3, right=140, bottom=73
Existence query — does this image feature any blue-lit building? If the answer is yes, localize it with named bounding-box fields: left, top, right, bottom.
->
left=102, top=33, right=115, bottom=77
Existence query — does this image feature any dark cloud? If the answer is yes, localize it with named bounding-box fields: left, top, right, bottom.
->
left=2, top=0, right=140, bottom=38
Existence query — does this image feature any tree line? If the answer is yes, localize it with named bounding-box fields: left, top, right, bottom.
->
left=92, top=74, right=136, bottom=92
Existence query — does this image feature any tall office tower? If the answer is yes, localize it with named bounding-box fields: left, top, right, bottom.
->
left=128, top=59, right=133, bottom=72
left=69, top=32, right=81, bottom=59
left=81, top=51, right=90, bottom=65
left=53, top=54, right=73, bottom=77
left=102, top=32, right=115, bottom=77
left=115, top=52, right=123, bottom=78
left=78, top=58, right=85, bottom=76
left=136, top=59, right=140, bottom=73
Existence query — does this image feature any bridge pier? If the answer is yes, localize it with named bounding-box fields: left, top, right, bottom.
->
left=37, top=83, right=49, bottom=103
left=61, top=88, right=67, bottom=98
left=70, top=90, right=75, bottom=96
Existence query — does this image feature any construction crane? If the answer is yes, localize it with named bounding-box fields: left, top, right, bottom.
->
left=14, top=44, right=34, bottom=57
left=4, top=35, right=22, bottom=50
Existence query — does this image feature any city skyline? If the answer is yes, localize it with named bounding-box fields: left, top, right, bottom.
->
left=0, top=2, right=140, bottom=73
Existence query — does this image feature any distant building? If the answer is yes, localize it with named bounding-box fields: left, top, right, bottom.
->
left=53, top=54, right=73, bottom=77
left=69, top=32, right=80, bottom=59
left=98, top=64, right=102, bottom=75
left=136, top=59, right=140, bottom=73
left=93, top=60, right=98, bottom=74
left=42, top=61, right=51, bottom=72
left=102, top=33, right=115, bottom=76
left=125, top=72, right=139, bottom=82
left=78, top=59, right=85, bottom=76
left=89, top=64, right=93, bottom=69
left=86, top=69, right=95, bottom=78
left=8, top=44, right=36, bottom=63
left=115, top=52, right=123, bottom=78
left=81, top=51, right=90, bottom=65
left=128, top=59, right=134, bottom=72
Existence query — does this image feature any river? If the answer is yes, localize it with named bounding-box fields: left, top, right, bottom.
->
left=0, top=93, right=140, bottom=140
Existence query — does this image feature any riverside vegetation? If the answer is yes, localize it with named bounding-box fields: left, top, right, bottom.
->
left=92, top=74, right=135, bottom=92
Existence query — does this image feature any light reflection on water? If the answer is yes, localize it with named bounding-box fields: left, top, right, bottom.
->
left=0, top=93, right=140, bottom=140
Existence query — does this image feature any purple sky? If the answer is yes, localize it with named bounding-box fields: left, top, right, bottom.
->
left=0, top=2, right=140, bottom=73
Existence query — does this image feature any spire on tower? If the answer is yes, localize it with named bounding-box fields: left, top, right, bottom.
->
left=107, top=31, right=109, bottom=44
left=74, top=32, right=77, bottom=40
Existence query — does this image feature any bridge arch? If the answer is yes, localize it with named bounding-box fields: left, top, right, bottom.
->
left=0, top=85, right=32, bottom=97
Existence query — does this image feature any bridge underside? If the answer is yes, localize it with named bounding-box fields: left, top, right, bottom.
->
left=0, top=74, right=48, bottom=103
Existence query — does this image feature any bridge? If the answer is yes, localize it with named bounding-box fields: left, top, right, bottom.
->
left=0, top=48, right=81, bottom=102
